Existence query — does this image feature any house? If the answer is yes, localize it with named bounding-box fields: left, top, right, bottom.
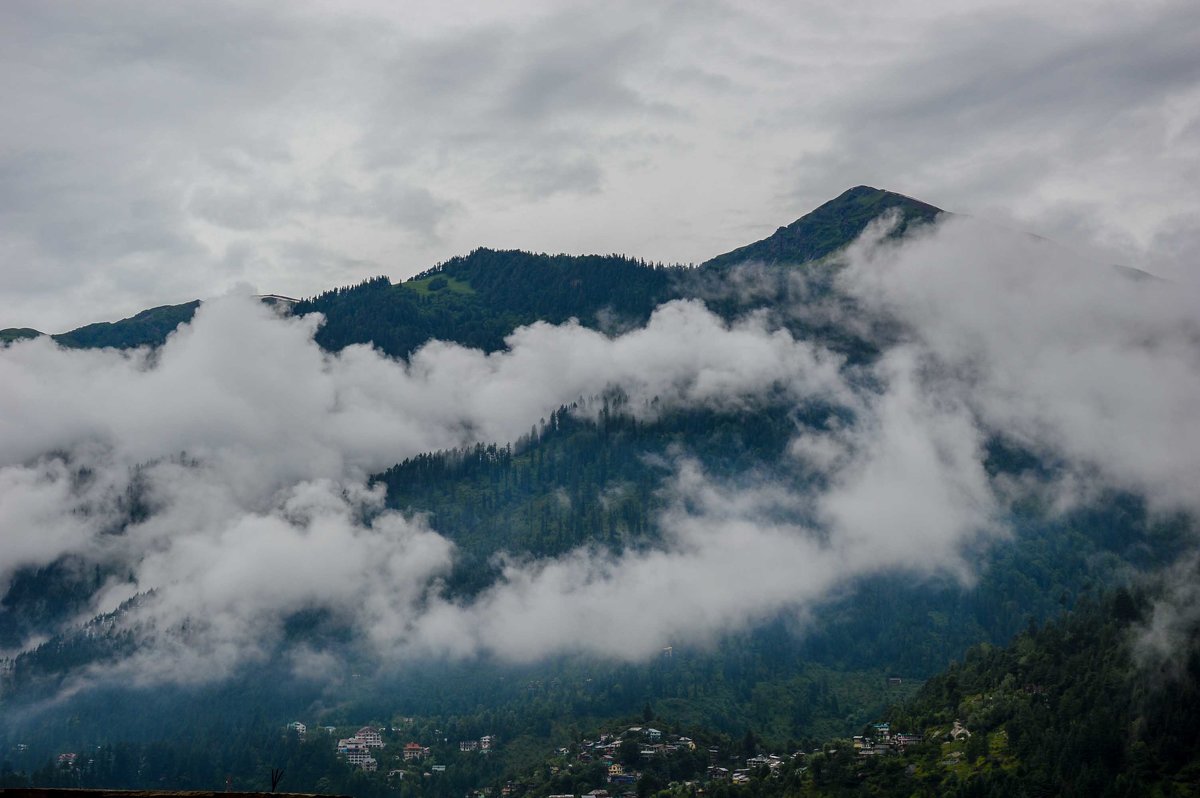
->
left=356, top=726, right=385, bottom=747
left=403, top=742, right=429, bottom=761
left=431, top=765, right=446, bottom=773
left=343, top=746, right=377, bottom=771
left=256, top=294, right=299, bottom=307
left=645, top=728, right=662, bottom=741
left=949, top=721, right=971, bottom=741
left=460, top=740, right=480, bottom=752
left=608, top=763, right=625, bottom=777
left=337, top=725, right=384, bottom=765
left=287, top=721, right=307, bottom=739
left=480, top=734, right=496, bottom=751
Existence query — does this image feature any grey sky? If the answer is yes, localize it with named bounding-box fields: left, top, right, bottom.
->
left=2, top=0, right=1198, bottom=331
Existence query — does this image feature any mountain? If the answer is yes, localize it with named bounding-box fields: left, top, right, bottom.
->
left=0, top=186, right=934, bottom=358
left=0, top=186, right=1190, bottom=797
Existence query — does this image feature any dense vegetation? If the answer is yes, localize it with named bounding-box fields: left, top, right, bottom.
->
left=684, top=584, right=1200, bottom=797
left=291, top=250, right=682, bottom=360
left=7, top=583, right=1198, bottom=798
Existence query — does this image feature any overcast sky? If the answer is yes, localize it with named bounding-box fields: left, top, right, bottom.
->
left=2, top=0, right=1198, bottom=331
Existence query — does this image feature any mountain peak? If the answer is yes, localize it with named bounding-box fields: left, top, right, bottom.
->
left=702, top=186, right=943, bottom=269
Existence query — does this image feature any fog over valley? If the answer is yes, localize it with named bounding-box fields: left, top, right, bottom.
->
left=3, top=213, right=1196, bottom=696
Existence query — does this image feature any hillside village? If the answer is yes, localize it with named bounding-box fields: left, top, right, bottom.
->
left=490, top=716, right=982, bottom=798
left=280, top=721, right=498, bottom=780
left=38, top=715, right=972, bottom=798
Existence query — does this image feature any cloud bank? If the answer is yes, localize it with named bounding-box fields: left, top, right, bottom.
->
left=2, top=212, right=1197, bottom=689
left=839, top=214, right=1200, bottom=514
left=1, top=291, right=856, bottom=682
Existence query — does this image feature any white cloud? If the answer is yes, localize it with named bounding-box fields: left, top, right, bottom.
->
left=838, top=213, right=1200, bottom=515
left=3, top=206, right=1196, bottom=689
left=0, top=290, right=856, bottom=682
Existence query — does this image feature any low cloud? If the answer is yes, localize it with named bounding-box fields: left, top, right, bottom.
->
left=3, top=208, right=1196, bottom=690
left=0, top=291, right=854, bottom=684
left=837, top=213, right=1200, bottom=515
left=1135, top=554, right=1200, bottom=676
left=408, top=362, right=997, bottom=662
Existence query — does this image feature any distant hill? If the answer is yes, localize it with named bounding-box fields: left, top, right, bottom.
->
left=0, top=327, right=42, bottom=343
left=0, top=302, right=200, bottom=350
left=51, top=301, right=202, bottom=349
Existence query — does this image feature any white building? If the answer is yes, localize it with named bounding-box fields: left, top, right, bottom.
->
left=355, top=726, right=385, bottom=748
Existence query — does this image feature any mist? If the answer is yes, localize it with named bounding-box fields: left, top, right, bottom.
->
left=1, top=211, right=1196, bottom=690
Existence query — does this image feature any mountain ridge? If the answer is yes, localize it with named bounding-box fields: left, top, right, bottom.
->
left=0, top=186, right=938, bottom=352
